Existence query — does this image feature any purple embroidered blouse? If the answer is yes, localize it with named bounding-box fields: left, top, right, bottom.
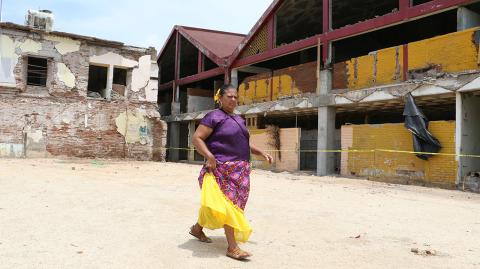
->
left=200, top=109, right=250, bottom=162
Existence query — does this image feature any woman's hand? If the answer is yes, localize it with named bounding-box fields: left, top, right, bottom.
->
left=206, top=155, right=217, bottom=172
left=263, top=153, right=273, bottom=164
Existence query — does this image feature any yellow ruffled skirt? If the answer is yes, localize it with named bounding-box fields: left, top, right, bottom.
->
left=197, top=173, right=252, bottom=243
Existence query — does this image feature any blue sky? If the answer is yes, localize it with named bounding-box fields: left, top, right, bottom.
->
left=1, top=0, right=272, bottom=51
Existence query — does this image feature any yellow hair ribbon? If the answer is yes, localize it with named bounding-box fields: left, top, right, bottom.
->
left=214, top=89, right=221, bottom=103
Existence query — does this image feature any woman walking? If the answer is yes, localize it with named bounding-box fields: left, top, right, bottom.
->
left=189, top=84, right=272, bottom=260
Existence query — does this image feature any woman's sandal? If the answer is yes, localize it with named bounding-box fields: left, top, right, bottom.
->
left=226, top=246, right=252, bottom=260
left=189, top=225, right=212, bottom=243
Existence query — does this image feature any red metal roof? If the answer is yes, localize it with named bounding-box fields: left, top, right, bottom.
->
left=180, top=26, right=245, bottom=59
left=157, top=25, right=245, bottom=67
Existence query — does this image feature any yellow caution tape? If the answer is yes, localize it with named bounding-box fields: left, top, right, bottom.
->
left=157, top=147, right=480, bottom=158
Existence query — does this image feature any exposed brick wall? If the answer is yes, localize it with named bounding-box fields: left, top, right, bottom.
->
left=0, top=25, right=165, bottom=160
left=341, top=121, right=456, bottom=188
left=0, top=95, right=166, bottom=160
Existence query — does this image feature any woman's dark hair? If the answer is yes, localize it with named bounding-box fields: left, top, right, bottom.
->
left=215, top=84, right=237, bottom=108
left=218, top=84, right=237, bottom=97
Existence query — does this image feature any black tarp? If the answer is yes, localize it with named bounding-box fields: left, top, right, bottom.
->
left=403, top=93, right=441, bottom=160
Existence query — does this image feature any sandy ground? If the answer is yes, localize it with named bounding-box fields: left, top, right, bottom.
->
left=1, top=158, right=480, bottom=269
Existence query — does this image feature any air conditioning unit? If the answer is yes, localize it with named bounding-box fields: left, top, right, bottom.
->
left=25, top=9, right=54, bottom=32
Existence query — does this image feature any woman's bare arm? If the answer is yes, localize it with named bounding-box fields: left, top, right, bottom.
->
left=192, top=124, right=216, bottom=171
left=250, top=143, right=273, bottom=164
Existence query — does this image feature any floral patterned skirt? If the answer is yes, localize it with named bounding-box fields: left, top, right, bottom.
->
left=198, top=160, right=251, bottom=210
left=197, top=160, right=252, bottom=242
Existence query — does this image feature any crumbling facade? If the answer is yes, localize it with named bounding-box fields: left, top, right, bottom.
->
left=158, top=0, right=480, bottom=190
left=0, top=22, right=166, bottom=160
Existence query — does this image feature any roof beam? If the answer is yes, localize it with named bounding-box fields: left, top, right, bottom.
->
left=230, top=0, right=473, bottom=68
left=177, top=67, right=225, bottom=86
left=232, top=36, right=319, bottom=68
left=237, top=66, right=272, bottom=74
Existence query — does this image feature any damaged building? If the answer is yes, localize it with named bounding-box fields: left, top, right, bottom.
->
left=0, top=11, right=166, bottom=160
left=158, top=0, right=480, bottom=190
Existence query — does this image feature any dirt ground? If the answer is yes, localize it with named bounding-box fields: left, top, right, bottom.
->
left=1, top=158, right=479, bottom=268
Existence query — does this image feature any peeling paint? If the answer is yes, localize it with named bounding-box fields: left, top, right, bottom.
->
left=56, top=63, right=76, bottom=88
left=89, top=51, right=138, bottom=68
left=131, top=55, right=151, bottom=92
left=18, top=39, right=42, bottom=54
left=27, top=129, right=43, bottom=143
left=140, top=79, right=158, bottom=102
left=115, top=109, right=149, bottom=144
left=0, top=35, right=18, bottom=85
left=45, top=35, right=81, bottom=54
left=1, top=36, right=41, bottom=85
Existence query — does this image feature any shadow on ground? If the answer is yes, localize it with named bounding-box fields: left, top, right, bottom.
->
left=178, top=236, right=252, bottom=262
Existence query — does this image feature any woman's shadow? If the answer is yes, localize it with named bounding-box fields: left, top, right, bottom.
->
left=178, top=236, right=254, bottom=261
left=178, top=236, right=229, bottom=258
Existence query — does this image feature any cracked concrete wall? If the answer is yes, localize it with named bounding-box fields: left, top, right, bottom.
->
left=89, top=52, right=157, bottom=102
left=0, top=34, right=42, bottom=86
left=0, top=26, right=165, bottom=160
left=0, top=28, right=157, bottom=102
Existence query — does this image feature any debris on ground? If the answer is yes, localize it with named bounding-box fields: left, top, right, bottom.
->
left=411, top=248, right=438, bottom=256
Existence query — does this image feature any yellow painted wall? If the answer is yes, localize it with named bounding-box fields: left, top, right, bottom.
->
left=339, top=28, right=479, bottom=90
left=408, top=27, right=479, bottom=73
left=341, top=121, right=456, bottom=187
left=238, top=61, right=316, bottom=105
left=376, top=46, right=403, bottom=85
left=347, top=46, right=403, bottom=89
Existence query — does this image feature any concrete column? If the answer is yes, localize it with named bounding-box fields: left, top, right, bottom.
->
left=318, top=67, right=332, bottom=95
left=317, top=69, right=336, bottom=176
left=174, top=85, right=180, bottom=104
left=457, top=7, right=480, bottom=31
left=187, top=121, right=196, bottom=162
left=171, top=102, right=181, bottom=115
left=455, top=91, right=462, bottom=185
left=171, top=86, right=181, bottom=115
left=317, top=106, right=336, bottom=176
left=168, top=122, right=180, bottom=162
left=230, top=69, right=239, bottom=88
left=105, top=64, right=114, bottom=100
left=456, top=91, right=480, bottom=186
